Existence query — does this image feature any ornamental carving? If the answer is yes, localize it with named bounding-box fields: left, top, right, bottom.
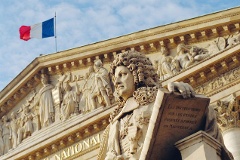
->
left=214, top=94, right=240, bottom=131
left=195, top=67, right=240, bottom=95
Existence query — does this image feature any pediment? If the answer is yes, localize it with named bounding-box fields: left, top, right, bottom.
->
left=0, top=6, right=240, bottom=160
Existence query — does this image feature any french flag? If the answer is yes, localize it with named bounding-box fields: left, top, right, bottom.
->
left=19, top=18, right=55, bottom=41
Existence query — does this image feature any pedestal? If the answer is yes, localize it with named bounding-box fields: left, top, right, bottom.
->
left=175, top=131, right=222, bottom=160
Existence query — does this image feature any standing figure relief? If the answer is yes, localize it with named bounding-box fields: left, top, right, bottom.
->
left=2, top=116, right=11, bottom=154
left=17, top=105, right=34, bottom=145
left=9, top=112, right=18, bottom=149
left=33, top=74, right=55, bottom=129
left=92, top=59, right=113, bottom=108
left=80, top=66, right=96, bottom=113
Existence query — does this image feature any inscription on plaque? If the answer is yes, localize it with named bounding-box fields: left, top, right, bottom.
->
left=163, top=104, right=201, bottom=131
left=141, top=91, right=210, bottom=160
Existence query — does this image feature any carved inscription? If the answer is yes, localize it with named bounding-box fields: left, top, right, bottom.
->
left=42, top=132, right=102, bottom=160
left=163, top=104, right=201, bottom=131
left=140, top=91, right=210, bottom=160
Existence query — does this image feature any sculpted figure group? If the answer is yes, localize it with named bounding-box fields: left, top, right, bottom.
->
left=80, top=60, right=113, bottom=113
left=157, top=33, right=240, bottom=80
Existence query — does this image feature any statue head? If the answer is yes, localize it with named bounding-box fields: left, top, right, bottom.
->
left=110, top=50, right=159, bottom=101
left=41, top=74, right=49, bottom=85
left=94, top=59, right=103, bottom=71
left=160, top=46, right=169, bottom=55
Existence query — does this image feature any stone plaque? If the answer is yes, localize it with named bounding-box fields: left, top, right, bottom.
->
left=140, top=90, right=210, bottom=160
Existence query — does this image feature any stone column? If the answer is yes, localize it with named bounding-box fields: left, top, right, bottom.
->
left=223, top=128, right=240, bottom=160
left=175, top=131, right=222, bottom=160
left=215, top=94, right=240, bottom=160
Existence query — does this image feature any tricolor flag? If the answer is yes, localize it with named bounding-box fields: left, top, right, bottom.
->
left=19, top=18, right=55, bottom=41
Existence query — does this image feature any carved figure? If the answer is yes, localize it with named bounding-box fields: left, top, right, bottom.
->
left=9, top=112, right=18, bottom=149
left=80, top=66, right=96, bottom=113
left=207, top=37, right=226, bottom=55
left=98, top=50, right=233, bottom=160
left=157, top=46, right=180, bottom=80
left=2, top=116, right=11, bottom=154
left=227, top=32, right=240, bottom=48
left=34, top=74, right=55, bottom=128
left=175, top=43, right=195, bottom=69
left=90, top=60, right=113, bottom=108
left=175, top=43, right=209, bottom=69
left=61, top=82, right=80, bottom=120
left=17, top=105, right=34, bottom=144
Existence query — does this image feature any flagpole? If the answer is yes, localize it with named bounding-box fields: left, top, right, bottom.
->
left=55, top=12, right=58, bottom=53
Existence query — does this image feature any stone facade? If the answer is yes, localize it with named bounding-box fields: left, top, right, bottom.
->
left=0, top=7, right=240, bottom=160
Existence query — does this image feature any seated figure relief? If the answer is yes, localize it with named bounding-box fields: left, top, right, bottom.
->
left=175, top=43, right=210, bottom=69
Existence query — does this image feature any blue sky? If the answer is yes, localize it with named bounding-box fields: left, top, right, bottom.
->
left=0, top=0, right=239, bottom=91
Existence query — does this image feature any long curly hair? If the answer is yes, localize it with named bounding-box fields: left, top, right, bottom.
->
left=110, top=50, right=159, bottom=89
left=109, top=50, right=159, bottom=122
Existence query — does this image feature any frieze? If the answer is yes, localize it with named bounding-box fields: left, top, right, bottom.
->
left=42, top=132, right=102, bottom=160
left=195, top=66, right=240, bottom=96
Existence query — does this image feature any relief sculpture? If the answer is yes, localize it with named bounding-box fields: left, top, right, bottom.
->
left=9, top=112, right=18, bottom=149
left=17, top=105, right=34, bottom=144
left=92, top=59, right=113, bottom=108
left=61, top=81, right=80, bottom=120
left=33, top=74, right=55, bottom=129
left=80, top=60, right=113, bottom=112
left=2, top=116, right=11, bottom=154
left=80, top=66, right=96, bottom=113
left=175, top=43, right=209, bottom=69
left=157, top=46, right=180, bottom=80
